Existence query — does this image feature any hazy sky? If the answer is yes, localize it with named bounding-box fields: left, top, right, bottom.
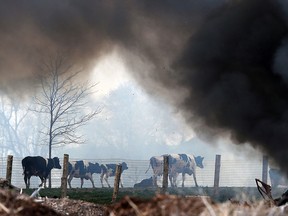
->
left=56, top=51, right=263, bottom=162
left=0, top=0, right=282, bottom=170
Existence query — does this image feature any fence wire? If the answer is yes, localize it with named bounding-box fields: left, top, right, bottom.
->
left=0, top=156, right=277, bottom=189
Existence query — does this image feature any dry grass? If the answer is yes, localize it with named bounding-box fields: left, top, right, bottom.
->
left=0, top=188, right=287, bottom=215
left=107, top=194, right=288, bottom=216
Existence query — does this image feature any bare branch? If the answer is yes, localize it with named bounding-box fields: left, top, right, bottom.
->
left=32, top=52, right=100, bottom=157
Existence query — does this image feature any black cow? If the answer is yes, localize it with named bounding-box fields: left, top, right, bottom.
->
left=22, top=156, right=62, bottom=189
left=68, top=160, right=101, bottom=188
left=134, top=177, right=153, bottom=188
left=100, top=162, right=128, bottom=188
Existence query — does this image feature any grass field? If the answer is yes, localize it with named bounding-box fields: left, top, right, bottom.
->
left=22, top=186, right=287, bottom=205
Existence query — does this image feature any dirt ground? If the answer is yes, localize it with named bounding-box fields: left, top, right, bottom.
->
left=0, top=189, right=106, bottom=216
left=44, top=198, right=106, bottom=216
left=0, top=189, right=288, bottom=216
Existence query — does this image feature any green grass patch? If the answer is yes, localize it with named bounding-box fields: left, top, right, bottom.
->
left=22, top=186, right=285, bottom=205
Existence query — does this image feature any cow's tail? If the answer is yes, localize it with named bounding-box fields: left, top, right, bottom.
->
left=145, top=164, right=151, bottom=174
left=22, top=165, right=26, bottom=175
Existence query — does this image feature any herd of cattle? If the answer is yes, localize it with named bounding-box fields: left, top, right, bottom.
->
left=21, top=154, right=204, bottom=189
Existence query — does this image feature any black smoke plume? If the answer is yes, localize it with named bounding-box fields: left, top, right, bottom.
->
left=171, top=0, right=288, bottom=174
left=1, top=0, right=288, bottom=173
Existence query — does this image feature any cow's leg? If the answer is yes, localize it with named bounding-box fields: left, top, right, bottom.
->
left=170, top=172, right=178, bottom=187
left=181, top=173, right=185, bottom=187
left=168, top=175, right=173, bottom=187
left=44, top=178, right=47, bottom=188
left=89, top=177, right=95, bottom=188
left=193, top=173, right=198, bottom=187
left=68, top=176, right=72, bottom=188
left=152, top=171, right=159, bottom=187
left=120, top=178, right=123, bottom=188
left=81, top=178, right=84, bottom=188
left=39, top=176, right=46, bottom=188
left=169, top=173, right=177, bottom=187
left=38, top=177, right=43, bottom=187
left=173, top=174, right=178, bottom=188
left=24, top=175, right=30, bottom=189
left=100, top=173, right=105, bottom=187
left=85, top=173, right=95, bottom=188
left=104, top=174, right=111, bottom=188
left=27, top=176, right=31, bottom=189
left=68, top=175, right=73, bottom=189
left=152, top=175, right=157, bottom=187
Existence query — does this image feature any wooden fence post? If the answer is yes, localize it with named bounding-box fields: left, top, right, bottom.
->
left=262, top=155, right=269, bottom=184
left=61, top=154, right=69, bottom=198
left=214, top=154, right=221, bottom=195
left=162, top=155, right=169, bottom=194
left=6, top=155, right=13, bottom=185
left=112, top=164, right=122, bottom=203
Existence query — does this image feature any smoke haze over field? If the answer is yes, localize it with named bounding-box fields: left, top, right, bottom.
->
left=1, top=1, right=288, bottom=174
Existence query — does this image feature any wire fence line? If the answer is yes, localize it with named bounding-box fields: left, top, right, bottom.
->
left=0, top=155, right=274, bottom=189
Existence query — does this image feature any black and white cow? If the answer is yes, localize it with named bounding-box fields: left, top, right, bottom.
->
left=146, top=154, right=204, bottom=187
left=134, top=177, right=153, bottom=188
left=100, top=162, right=128, bottom=188
left=168, top=154, right=204, bottom=187
left=145, top=155, right=164, bottom=187
left=68, top=160, right=102, bottom=188
left=22, top=156, right=62, bottom=189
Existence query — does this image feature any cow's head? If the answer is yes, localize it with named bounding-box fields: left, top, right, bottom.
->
left=195, top=156, right=204, bottom=169
left=121, top=162, right=128, bottom=171
left=88, top=162, right=102, bottom=174
left=52, top=157, right=62, bottom=169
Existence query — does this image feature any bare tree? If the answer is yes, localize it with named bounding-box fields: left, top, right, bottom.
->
left=33, top=53, right=100, bottom=160
left=0, top=95, right=43, bottom=157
